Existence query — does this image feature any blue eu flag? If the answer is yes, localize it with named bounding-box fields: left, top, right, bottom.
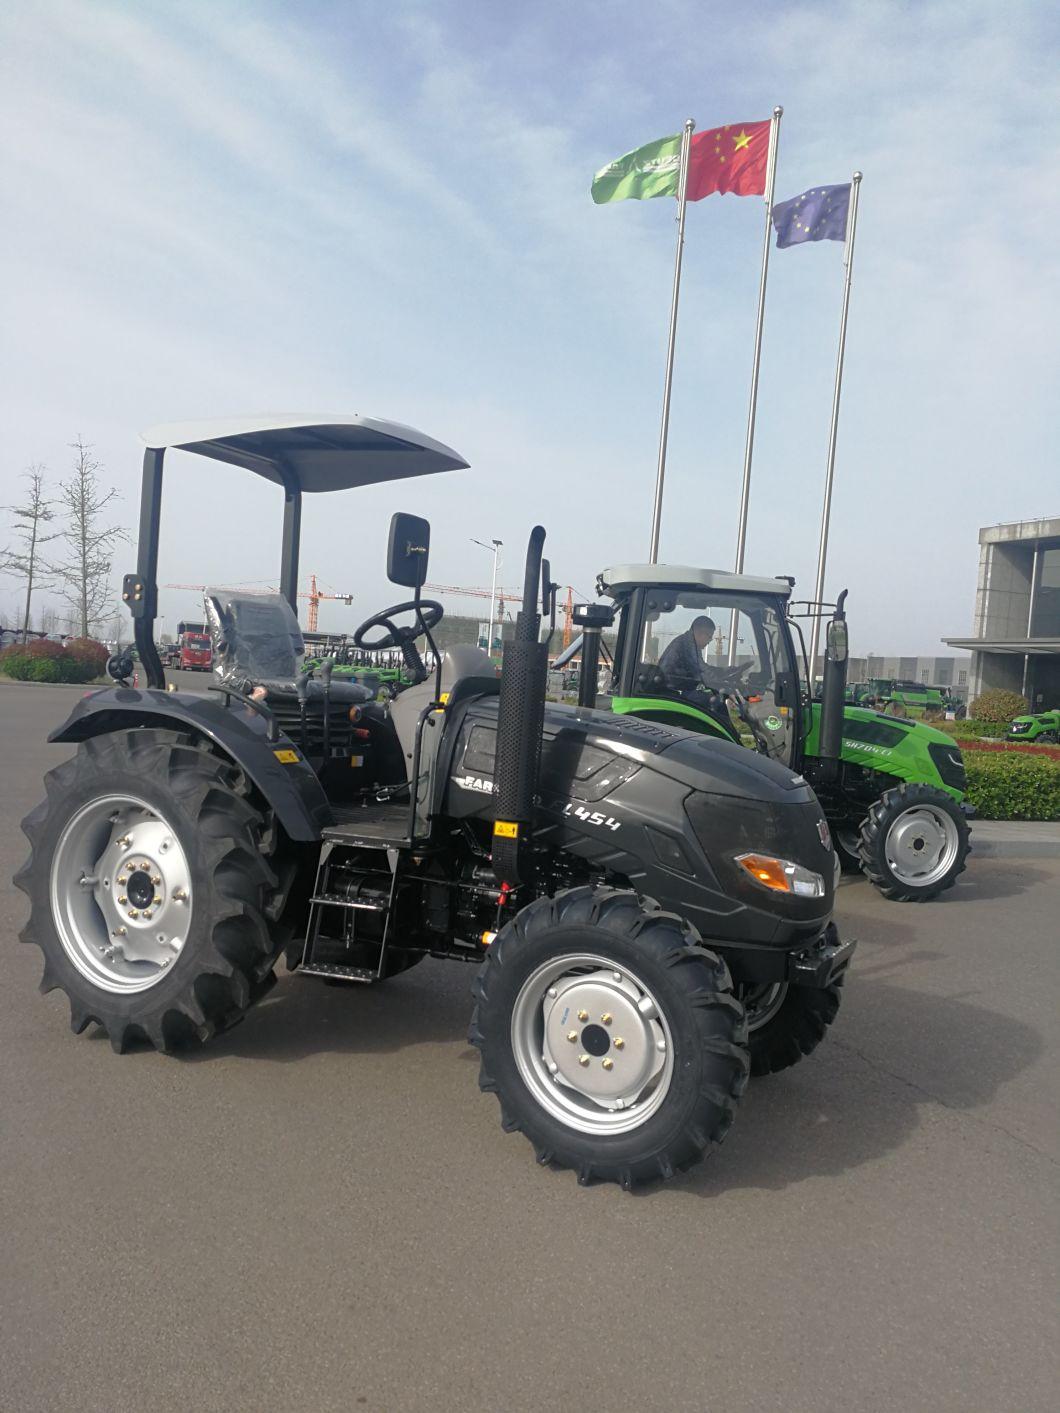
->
left=772, top=184, right=851, bottom=248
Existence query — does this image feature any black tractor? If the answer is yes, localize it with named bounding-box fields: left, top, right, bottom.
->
left=16, top=417, right=854, bottom=1188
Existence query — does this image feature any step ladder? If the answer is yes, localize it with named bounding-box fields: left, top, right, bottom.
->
left=299, top=840, right=398, bottom=983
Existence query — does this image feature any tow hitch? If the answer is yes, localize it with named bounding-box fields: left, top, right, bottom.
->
left=787, top=923, right=856, bottom=988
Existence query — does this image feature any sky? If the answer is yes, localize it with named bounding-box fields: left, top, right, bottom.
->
left=1, top=0, right=1058, bottom=653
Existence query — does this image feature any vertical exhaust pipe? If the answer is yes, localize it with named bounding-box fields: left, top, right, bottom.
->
left=817, top=589, right=849, bottom=780
left=574, top=605, right=615, bottom=709
left=492, top=527, right=548, bottom=888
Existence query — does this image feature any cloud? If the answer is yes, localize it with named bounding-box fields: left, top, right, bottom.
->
left=1, top=0, right=1056, bottom=652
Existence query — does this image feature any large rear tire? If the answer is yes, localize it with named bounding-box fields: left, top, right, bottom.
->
left=858, top=782, right=970, bottom=902
left=469, top=886, right=749, bottom=1188
left=16, top=730, right=284, bottom=1052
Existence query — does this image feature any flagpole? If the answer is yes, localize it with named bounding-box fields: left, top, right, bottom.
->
left=648, top=117, right=695, bottom=564
left=729, top=104, right=782, bottom=664
left=809, top=170, right=862, bottom=677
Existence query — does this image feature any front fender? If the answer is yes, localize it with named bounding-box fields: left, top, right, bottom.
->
left=49, top=687, right=330, bottom=841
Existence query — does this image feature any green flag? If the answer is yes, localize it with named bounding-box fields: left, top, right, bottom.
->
left=590, top=134, right=682, bottom=204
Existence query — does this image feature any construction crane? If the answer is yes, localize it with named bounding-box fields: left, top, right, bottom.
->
left=424, top=582, right=522, bottom=608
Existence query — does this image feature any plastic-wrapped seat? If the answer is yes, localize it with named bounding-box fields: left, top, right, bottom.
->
left=204, top=591, right=372, bottom=704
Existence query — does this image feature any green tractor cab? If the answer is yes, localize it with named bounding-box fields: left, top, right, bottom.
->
left=1007, top=707, right=1059, bottom=743
left=14, top=417, right=855, bottom=1188
left=578, top=564, right=971, bottom=902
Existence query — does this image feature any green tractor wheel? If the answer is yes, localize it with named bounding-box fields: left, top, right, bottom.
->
left=858, top=782, right=970, bottom=902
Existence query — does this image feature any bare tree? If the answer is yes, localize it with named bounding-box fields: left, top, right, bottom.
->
left=1, top=465, right=59, bottom=643
left=48, top=438, right=128, bottom=639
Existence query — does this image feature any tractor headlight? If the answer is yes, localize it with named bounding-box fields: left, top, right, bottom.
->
left=735, top=852, right=826, bottom=899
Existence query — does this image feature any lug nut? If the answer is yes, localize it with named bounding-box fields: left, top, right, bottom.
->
left=567, top=1031, right=578, bottom=1043
left=118, top=895, right=127, bottom=905
left=547, top=987, right=558, bottom=998
left=578, top=1055, right=590, bottom=1067
left=173, top=889, right=187, bottom=903
left=547, top=1060, right=558, bottom=1075
left=117, top=876, right=127, bottom=887
left=151, top=875, right=161, bottom=886
left=614, top=1037, right=625, bottom=1050
left=601, top=1012, right=613, bottom=1025
left=142, top=910, right=153, bottom=920
left=602, top=1058, right=614, bottom=1071
left=577, top=1009, right=589, bottom=1022
left=128, top=909, right=139, bottom=919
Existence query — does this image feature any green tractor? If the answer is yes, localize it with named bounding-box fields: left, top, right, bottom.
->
left=1007, top=707, right=1059, bottom=743
left=849, top=678, right=962, bottom=719
left=570, top=565, right=972, bottom=902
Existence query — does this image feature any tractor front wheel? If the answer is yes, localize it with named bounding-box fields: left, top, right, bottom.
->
left=469, top=887, right=749, bottom=1188
left=16, top=730, right=284, bottom=1052
left=858, top=782, right=970, bottom=902
left=741, top=978, right=844, bottom=1076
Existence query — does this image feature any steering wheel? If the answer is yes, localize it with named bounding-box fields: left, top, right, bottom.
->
left=715, top=659, right=754, bottom=685
left=353, top=600, right=444, bottom=653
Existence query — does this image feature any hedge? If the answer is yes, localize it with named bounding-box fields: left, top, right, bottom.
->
left=969, top=688, right=1029, bottom=723
left=0, top=637, right=109, bottom=684
left=934, top=718, right=1008, bottom=741
left=965, top=753, right=1060, bottom=821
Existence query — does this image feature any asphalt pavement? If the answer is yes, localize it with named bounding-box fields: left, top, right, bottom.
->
left=1, top=678, right=1057, bottom=1412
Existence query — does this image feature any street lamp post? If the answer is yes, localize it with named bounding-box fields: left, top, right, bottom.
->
left=471, top=536, right=502, bottom=658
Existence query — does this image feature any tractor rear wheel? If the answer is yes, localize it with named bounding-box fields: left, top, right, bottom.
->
left=16, top=729, right=283, bottom=1052
left=858, top=782, right=970, bottom=902
left=469, top=886, right=749, bottom=1188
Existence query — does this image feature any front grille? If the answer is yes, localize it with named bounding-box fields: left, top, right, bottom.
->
left=928, top=741, right=967, bottom=791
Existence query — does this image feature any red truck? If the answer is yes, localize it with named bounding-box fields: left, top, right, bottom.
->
left=176, top=621, right=212, bottom=672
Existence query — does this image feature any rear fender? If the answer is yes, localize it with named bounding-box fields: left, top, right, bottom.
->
left=48, top=687, right=330, bottom=841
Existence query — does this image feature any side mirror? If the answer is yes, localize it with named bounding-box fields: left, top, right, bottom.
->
left=826, top=619, right=848, bottom=663
left=387, top=512, right=430, bottom=588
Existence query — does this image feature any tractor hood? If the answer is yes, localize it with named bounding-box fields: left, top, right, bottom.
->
left=446, top=697, right=835, bottom=950
left=540, top=702, right=812, bottom=803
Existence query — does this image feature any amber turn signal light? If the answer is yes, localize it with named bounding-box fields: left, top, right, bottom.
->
left=737, top=854, right=793, bottom=891
left=735, top=852, right=825, bottom=899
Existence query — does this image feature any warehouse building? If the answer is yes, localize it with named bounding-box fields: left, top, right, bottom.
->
left=944, top=517, right=1060, bottom=709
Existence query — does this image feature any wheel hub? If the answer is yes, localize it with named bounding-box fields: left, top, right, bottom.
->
left=51, top=795, right=193, bottom=994
left=884, top=803, right=959, bottom=887
left=511, top=955, right=674, bottom=1134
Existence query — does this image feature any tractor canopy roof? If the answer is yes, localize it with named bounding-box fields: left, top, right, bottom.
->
left=141, top=415, right=468, bottom=493
left=598, top=564, right=793, bottom=600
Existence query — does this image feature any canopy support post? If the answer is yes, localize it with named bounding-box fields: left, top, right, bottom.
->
left=279, top=476, right=302, bottom=614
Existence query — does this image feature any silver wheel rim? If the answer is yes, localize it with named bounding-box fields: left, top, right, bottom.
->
left=510, top=952, right=674, bottom=1136
left=884, top=804, right=960, bottom=888
left=741, top=982, right=788, bottom=1032
left=49, top=794, right=193, bottom=995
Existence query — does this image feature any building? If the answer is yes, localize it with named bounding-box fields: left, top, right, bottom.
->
left=944, top=517, right=1060, bottom=709
left=848, top=655, right=970, bottom=695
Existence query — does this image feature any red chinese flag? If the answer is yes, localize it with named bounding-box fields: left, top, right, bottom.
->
left=686, top=120, right=771, bottom=200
